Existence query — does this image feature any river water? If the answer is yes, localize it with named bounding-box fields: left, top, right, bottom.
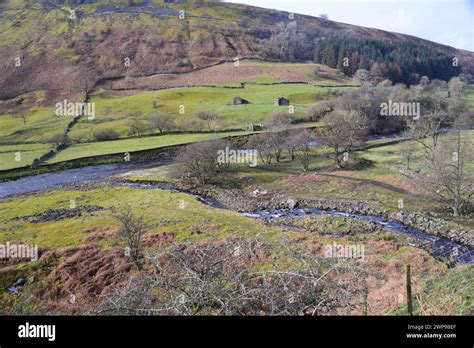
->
left=243, top=208, right=473, bottom=265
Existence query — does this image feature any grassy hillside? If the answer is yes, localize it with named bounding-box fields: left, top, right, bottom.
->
left=0, top=182, right=448, bottom=314
left=0, top=58, right=347, bottom=170
left=0, top=106, right=71, bottom=144
left=97, top=60, right=354, bottom=90
left=72, top=84, right=332, bottom=137
left=1, top=0, right=471, bottom=109
left=0, top=60, right=347, bottom=144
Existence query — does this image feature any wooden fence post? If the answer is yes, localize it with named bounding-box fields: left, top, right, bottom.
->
left=406, top=264, right=413, bottom=316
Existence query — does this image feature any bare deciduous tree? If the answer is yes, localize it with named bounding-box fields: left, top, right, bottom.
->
left=196, top=111, right=222, bottom=132
left=50, top=133, right=71, bottom=147
left=287, top=129, right=316, bottom=171
left=259, top=22, right=313, bottom=62
left=353, top=69, right=372, bottom=86
left=246, top=133, right=281, bottom=164
left=406, top=95, right=451, bottom=154
left=263, top=111, right=293, bottom=129
left=304, top=100, right=333, bottom=121
left=283, top=129, right=300, bottom=160
left=127, top=118, right=151, bottom=137
left=150, top=113, right=174, bottom=134
left=93, top=128, right=119, bottom=141
left=172, top=139, right=231, bottom=186
left=396, top=140, right=418, bottom=171
left=414, top=131, right=474, bottom=216
left=448, top=76, right=466, bottom=99
left=13, top=112, right=27, bottom=126
left=454, top=111, right=474, bottom=130
left=320, top=110, right=369, bottom=168
left=267, top=132, right=286, bottom=162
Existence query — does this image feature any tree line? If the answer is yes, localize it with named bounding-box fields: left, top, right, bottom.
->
left=314, top=35, right=460, bottom=85
left=257, top=22, right=463, bottom=85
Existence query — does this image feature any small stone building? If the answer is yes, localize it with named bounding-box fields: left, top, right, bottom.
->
left=274, top=97, right=290, bottom=106
left=248, top=123, right=263, bottom=131
left=233, top=97, right=250, bottom=105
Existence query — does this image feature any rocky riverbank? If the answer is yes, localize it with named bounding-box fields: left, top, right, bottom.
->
left=202, top=187, right=474, bottom=249
left=389, top=211, right=474, bottom=248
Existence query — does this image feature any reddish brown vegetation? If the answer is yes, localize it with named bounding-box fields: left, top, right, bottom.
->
left=40, top=245, right=133, bottom=314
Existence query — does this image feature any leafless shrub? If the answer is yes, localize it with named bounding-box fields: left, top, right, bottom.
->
left=114, top=208, right=151, bottom=270
left=263, top=111, right=294, bottom=129
left=314, top=67, right=331, bottom=80
left=304, top=100, right=333, bottom=121
left=93, top=128, right=120, bottom=141
left=49, top=133, right=71, bottom=147
left=127, top=118, right=152, bottom=137
left=97, top=238, right=362, bottom=316
left=454, top=111, right=474, bottom=130
left=196, top=111, right=223, bottom=132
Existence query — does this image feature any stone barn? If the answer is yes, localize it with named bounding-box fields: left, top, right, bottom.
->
left=274, top=97, right=290, bottom=106
left=248, top=122, right=263, bottom=131
left=233, top=97, right=250, bottom=105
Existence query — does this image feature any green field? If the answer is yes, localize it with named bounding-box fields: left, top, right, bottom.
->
left=0, top=143, right=52, bottom=170
left=45, top=130, right=253, bottom=164
left=46, top=121, right=324, bottom=165
left=70, top=84, right=337, bottom=139
left=0, top=65, right=344, bottom=145
left=0, top=185, right=273, bottom=249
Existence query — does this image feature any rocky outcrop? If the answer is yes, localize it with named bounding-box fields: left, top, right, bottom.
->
left=19, top=205, right=104, bottom=223
left=211, top=188, right=379, bottom=215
